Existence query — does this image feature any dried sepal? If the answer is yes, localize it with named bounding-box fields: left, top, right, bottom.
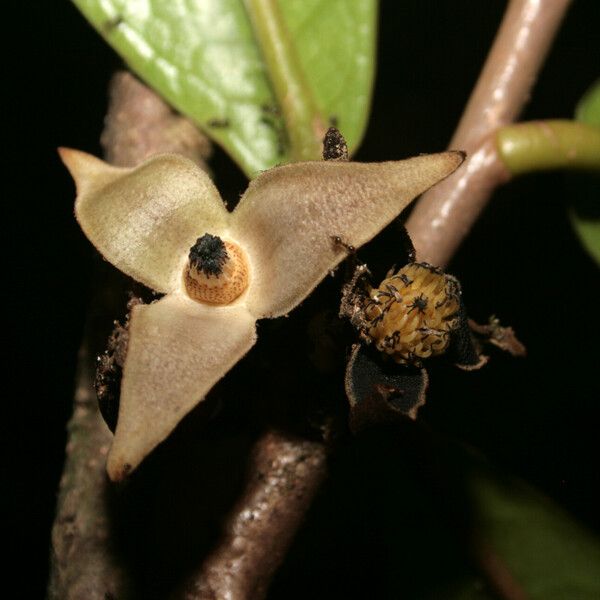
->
left=59, top=149, right=229, bottom=293
left=95, top=318, right=130, bottom=433
left=234, top=151, right=465, bottom=319
left=107, top=294, right=257, bottom=481
left=444, top=301, right=489, bottom=370
left=345, top=344, right=428, bottom=432
left=322, top=127, right=349, bottom=161
left=468, top=317, right=527, bottom=357
left=95, top=296, right=143, bottom=433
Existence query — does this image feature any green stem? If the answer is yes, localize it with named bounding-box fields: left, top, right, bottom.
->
left=496, top=120, right=600, bottom=176
left=244, top=0, right=327, bottom=161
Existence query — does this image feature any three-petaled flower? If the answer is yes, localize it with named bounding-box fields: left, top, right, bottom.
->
left=60, top=147, right=464, bottom=480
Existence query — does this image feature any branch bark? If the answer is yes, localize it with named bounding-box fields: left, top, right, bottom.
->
left=48, top=71, right=211, bottom=600
left=174, top=431, right=327, bottom=600
left=406, top=0, right=573, bottom=266
left=405, top=1, right=570, bottom=597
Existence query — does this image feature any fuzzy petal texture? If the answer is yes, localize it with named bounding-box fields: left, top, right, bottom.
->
left=60, top=149, right=229, bottom=293
left=233, top=152, right=464, bottom=318
left=107, top=294, right=257, bottom=481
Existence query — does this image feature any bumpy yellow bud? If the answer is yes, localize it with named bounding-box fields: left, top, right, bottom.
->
left=363, top=263, right=460, bottom=365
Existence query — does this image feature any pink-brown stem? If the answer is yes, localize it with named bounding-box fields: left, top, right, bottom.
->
left=48, top=72, right=211, bottom=600
left=406, top=0, right=573, bottom=266
left=406, top=2, right=571, bottom=597
left=174, top=431, right=327, bottom=600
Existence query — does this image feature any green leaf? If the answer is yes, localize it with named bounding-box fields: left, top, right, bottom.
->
left=576, top=81, right=600, bottom=126
left=569, top=208, right=600, bottom=265
left=570, top=81, right=600, bottom=266
left=71, top=0, right=376, bottom=178
left=279, top=0, right=375, bottom=156
left=468, top=463, right=600, bottom=600
left=415, top=447, right=600, bottom=600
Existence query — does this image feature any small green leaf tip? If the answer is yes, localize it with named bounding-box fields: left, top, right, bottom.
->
left=569, top=81, right=600, bottom=267
left=576, top=80, right=600, bottom=126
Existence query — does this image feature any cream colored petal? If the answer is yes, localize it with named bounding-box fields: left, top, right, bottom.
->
left=233, top=152, right=464, bottom=318
left=106, top=294, right=257, bottom=481
left=59, top=148, right=229, bottom=293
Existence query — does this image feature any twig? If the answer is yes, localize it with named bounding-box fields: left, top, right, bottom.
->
left=497, top=120, right=600, bottom=174
left=100, top=73, right=212, bottom=170
left=48, top=342, right=134, bottom=600
left=406, top=0, right=573, bottom=266
left=404, top=1, right=571, bottom=598
left=173, top=431, right=327, bottom=600
left=48, top=71, right=211, bottom=600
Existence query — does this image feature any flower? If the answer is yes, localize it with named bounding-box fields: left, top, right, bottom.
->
left=60, top=147, right=464, bottom=480
left=360, top=263, right=461, bottom=364
left=340, top=225, right=525, bottom=433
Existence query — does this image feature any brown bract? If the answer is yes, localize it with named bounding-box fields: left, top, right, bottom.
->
left=59, top=147, right=464, bottom=480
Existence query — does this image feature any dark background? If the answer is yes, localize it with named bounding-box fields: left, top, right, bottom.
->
left=9, top=0, right=598, bottom=597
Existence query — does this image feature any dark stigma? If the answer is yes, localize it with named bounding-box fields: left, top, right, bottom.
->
left=408, top=294, right=428, bottom=313
left=189, top=233, right=229, bottom=277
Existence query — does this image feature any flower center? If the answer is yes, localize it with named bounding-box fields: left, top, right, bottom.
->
left=184, top=233, right=249, bottom=305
